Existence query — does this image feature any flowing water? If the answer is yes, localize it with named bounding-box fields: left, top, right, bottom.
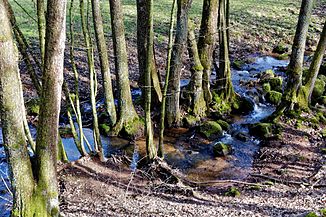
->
left=0, top=56, right=289, bottom=215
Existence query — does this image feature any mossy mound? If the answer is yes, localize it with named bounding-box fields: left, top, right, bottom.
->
left=272, top=44, right=288, bottom=54
left=216, top=120, right=230, bottom=131
left=225, top=187, right=241, bottom=197
left=183, top=115, right=200, bottom=128
left=213, top=142, right=232, bottom=157
left=100, top=124, right=110, bottom=136
left=260, top=69, right=275, bottom=81
left=234, top=132, right=250, bottom=142
left=121, top=118, right=144, bottom=139
left=305, top=212, right=318, bottom=217
left=262, top=83, right=271, bottom=93
left=266, top=91, right=282, bottom=105
left=249, top=123, right=273, bottom=139
left=199, top=121, right=223, bottom=140
left=312, top=78, right=326, bottom=100
left=232, top=96, right=255, bottom=115
left=268, top=77, right=283, bottom=92
left=26, top=98, right=40, bottom=115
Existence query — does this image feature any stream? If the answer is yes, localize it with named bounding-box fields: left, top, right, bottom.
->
left=0, top=56, right=289, bottom=215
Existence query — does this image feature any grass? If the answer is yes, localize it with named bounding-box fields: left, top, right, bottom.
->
left=8, top=0, right=326, bottom=56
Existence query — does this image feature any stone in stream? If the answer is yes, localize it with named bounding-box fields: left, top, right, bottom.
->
left=265, top=91, right=282, bottom=105
left=267, top=76, right=283, bottom=92
left=249, top=123, right=273, bottom=139
left=199, top=121, right=223, bottom=140
left=213, top=142, right=232, bottom=157
left=183, top=115, right=200, bottom=128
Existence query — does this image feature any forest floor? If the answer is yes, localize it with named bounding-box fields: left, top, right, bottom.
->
left=59, top=115, right=326, bottom=217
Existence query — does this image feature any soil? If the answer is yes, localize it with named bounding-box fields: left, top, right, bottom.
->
left=59, top=116, right=326, bottom=217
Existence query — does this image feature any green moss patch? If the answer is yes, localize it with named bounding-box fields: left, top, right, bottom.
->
left=199, top=121, right=223, bottom=139
left=266, top=91, right=282, bottom=105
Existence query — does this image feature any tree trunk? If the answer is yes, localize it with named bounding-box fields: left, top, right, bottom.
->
left=217, top=0, right=234, bottom=100
left=37, top=0, right=46, bottom=64
left=91, top=0, right=117, bottom=126
left=187, top=20, right=207, bottom=117
left=198, top=0, right=218, bottom=105
left=34, top=0, right=67, bottom=215
left=0, top=3, right=35, bottom=215
left=298, top=21, right=326, bottom=108
left=80, top=0, right=104, bottom=160
left=136, top=0, right=162, bottom=104
left=109, top=0, right=142, bottom=137
left=158, top=0, right=177, bottom=158
left=166, top=0, right=193, bottom=128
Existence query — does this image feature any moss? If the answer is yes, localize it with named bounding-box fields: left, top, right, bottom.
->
left=216, top=120, right=230, bottom=131
left=100, top=124, right=110, bottom=136
left=312, top=78, right=326, bottom=99
left=320, top=208, right=326, bottom=217
left=232, top=95, right=254, bottom=115
left=321, top=129, right=326, bottom=138
left=249, top=185, right=262, bottom=191
left=192, top=64, right=204, bottom=71
left=266, top=91, right=282, bottom=105
left=123, top=117, right=144, bottom=139
left=268, top=77, right=283, bottom=91
left=59, top=127, right=72, bottom=138
left=213, top=142, right=232, bottom=157
left=26, top=98, right=40, bottom=115
left=249, top=123, right=273, bottom=139
left=262, top=82, right=271, bottom=93
left=199, top=121, right=223, bottom=139
left=275, top=53, right=289, bottom=60
left=305, top=212, right=318, bottom=217
left=225, top=187, right=241, bottom=197
left=272, top=43, right=288, bottom=54
left=233, top=59, right=245, bottom=70
left=260, top=69, right=275, bottom=81
left=183, top=115, right=200, bottom=127
left=318, top=74, right=326, bottom=83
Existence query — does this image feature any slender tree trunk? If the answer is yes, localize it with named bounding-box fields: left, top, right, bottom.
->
left=297, top=21, right=326, bottom=108
left=91, top=0, right=117, bottom=126
left=34, top=0, right=67, bottom=215
left=136, top=0, right=162, bottom=104
left=37, top=0, right=46, bottom=64
left=166, top=0, right=193, bottom=128
left=271, top=0, right=313, bottom=118
left=226, top=0, right=230, bottom=50
left=109, top=0, right=142, bottom=137
left=198, top=0, right=218, bottom=105
left=217, top=0, right=234, bottom=100
left=0, top=3, right=35, bottom=215
left=80, top=0, right=104, bottom=160
left=144, top=0, right=156, bottom=160
left=188, top=20, right=207, bottom=117
left=158, top=0, right=177, bottom=158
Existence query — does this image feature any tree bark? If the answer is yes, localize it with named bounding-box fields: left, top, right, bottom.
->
left=166, top=0, right=193, bottom=128
left=91, top=0, right=117, bottom=126
left=109, top=0, right=142, bottom=137
left=0, top=3, right=35, bottom=215
left=187, top=20, right=207, bottom=117
left=198, top=0, right=218, bottom=105
left=35, top=0, right=67, bottom=215
left=37, top=0, right=46, bottom=64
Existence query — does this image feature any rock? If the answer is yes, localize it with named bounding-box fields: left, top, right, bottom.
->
left=312, top=78, right=325, bottom=99
left=232, top=96, right=255, bottom=115
left=233, top=60, right=246, bottom=70
left=262, top=83, right=271, bottom=93
left=260, top=69, right=275, bottom=81
left=268, top=76, right=283, bottom=92
left=183, top=115, right=200, bottom=128
left=224, top=187, right=241, bottom=197
left=266, top=91, right=282, bottom=105
left=199, top=121, right=223, bottom=139
left=213, top=142, right=232, bottom=157
left=100, top=124, right=110, bottom=136
left=216, top=120, right=230, bottom=131
left=234, top=132, right=250, bottom=142
left=305, top=212, right=318, bottom=217
left=272, top=44, right=288, bottom=54
left=249, top=123, right=273, bottom=139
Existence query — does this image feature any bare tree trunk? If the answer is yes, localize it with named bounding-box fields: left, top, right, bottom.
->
left=297, top=21, right=326, bottom=108
left=166, top=0, right=193, bottom=128
left=34, top=0, right=67, bottom=215
left=188, top=20, right=207, bottom=117
left=217, top=0, right=234, bottom=100
left=198, top=0, right=218, bottom=105
left=80, top=0, right=104, bottom=160
left=91, top=0, right=117, bottom=126
left=37, top=0, right=46, bottom=64
left=158, top=0, right=177, bottom=158
left=0, top=3, right=35, bottom=215
left=109, top=0, right=142, bottom=137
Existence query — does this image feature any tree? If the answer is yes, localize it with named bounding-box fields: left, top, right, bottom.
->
left=91, top=0, right=117, bottom=126
left=270, top=0, right=314, bottom=119
left=297, top=21, right=326, bottom=108
left=0, top=0, right=66, bottom=215
left=198, top=0, right=218, bottom=105
left=166, top=0, right=193, bottom=128
left=109, top=0, right=143, bottom=137
left=37, top=0, right=46, bottom=64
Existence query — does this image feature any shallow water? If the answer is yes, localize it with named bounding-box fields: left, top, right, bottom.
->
left=0, top=56, right=289, bottom=214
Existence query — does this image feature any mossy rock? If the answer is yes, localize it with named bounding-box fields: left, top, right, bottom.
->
left=262, top=83, right=271, bottom=93
left=225, top=187, right=241, bottom=197
left=275, top=53, right=289, bottom=60
left=312, top=79, right=326, bottom=100
left=183, top=115, right=200, bottom=128
left=305, top=212, right=318, bottom=217
left=213, top=142, right=232, bottom=157
left=266, top=91, right=282, bottom=105
left=216, top=120, right=230, bottom=131
left=232, top=96, right=255, bottom=115
left=320, top=208, right=326, bottom=217
left=318, top=74, right=326, bottom=83
left=100, top=124, right=110, bottom=136
left=122, top=118, right=144, bottom=139
left=268, top=77, right=283, bottom=92
left=249, top=123, right=273, bottom=139
left=234, top=132, right=250, bottom=142
left=199, top=121, right=223, bottom=139
left=272, top=44, right=288, bottom=54
left=260, top=69, right=275, bottom=81
left=232, top=59, right=245, bottom=70
left=26, top=98, right=40, bottom=115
